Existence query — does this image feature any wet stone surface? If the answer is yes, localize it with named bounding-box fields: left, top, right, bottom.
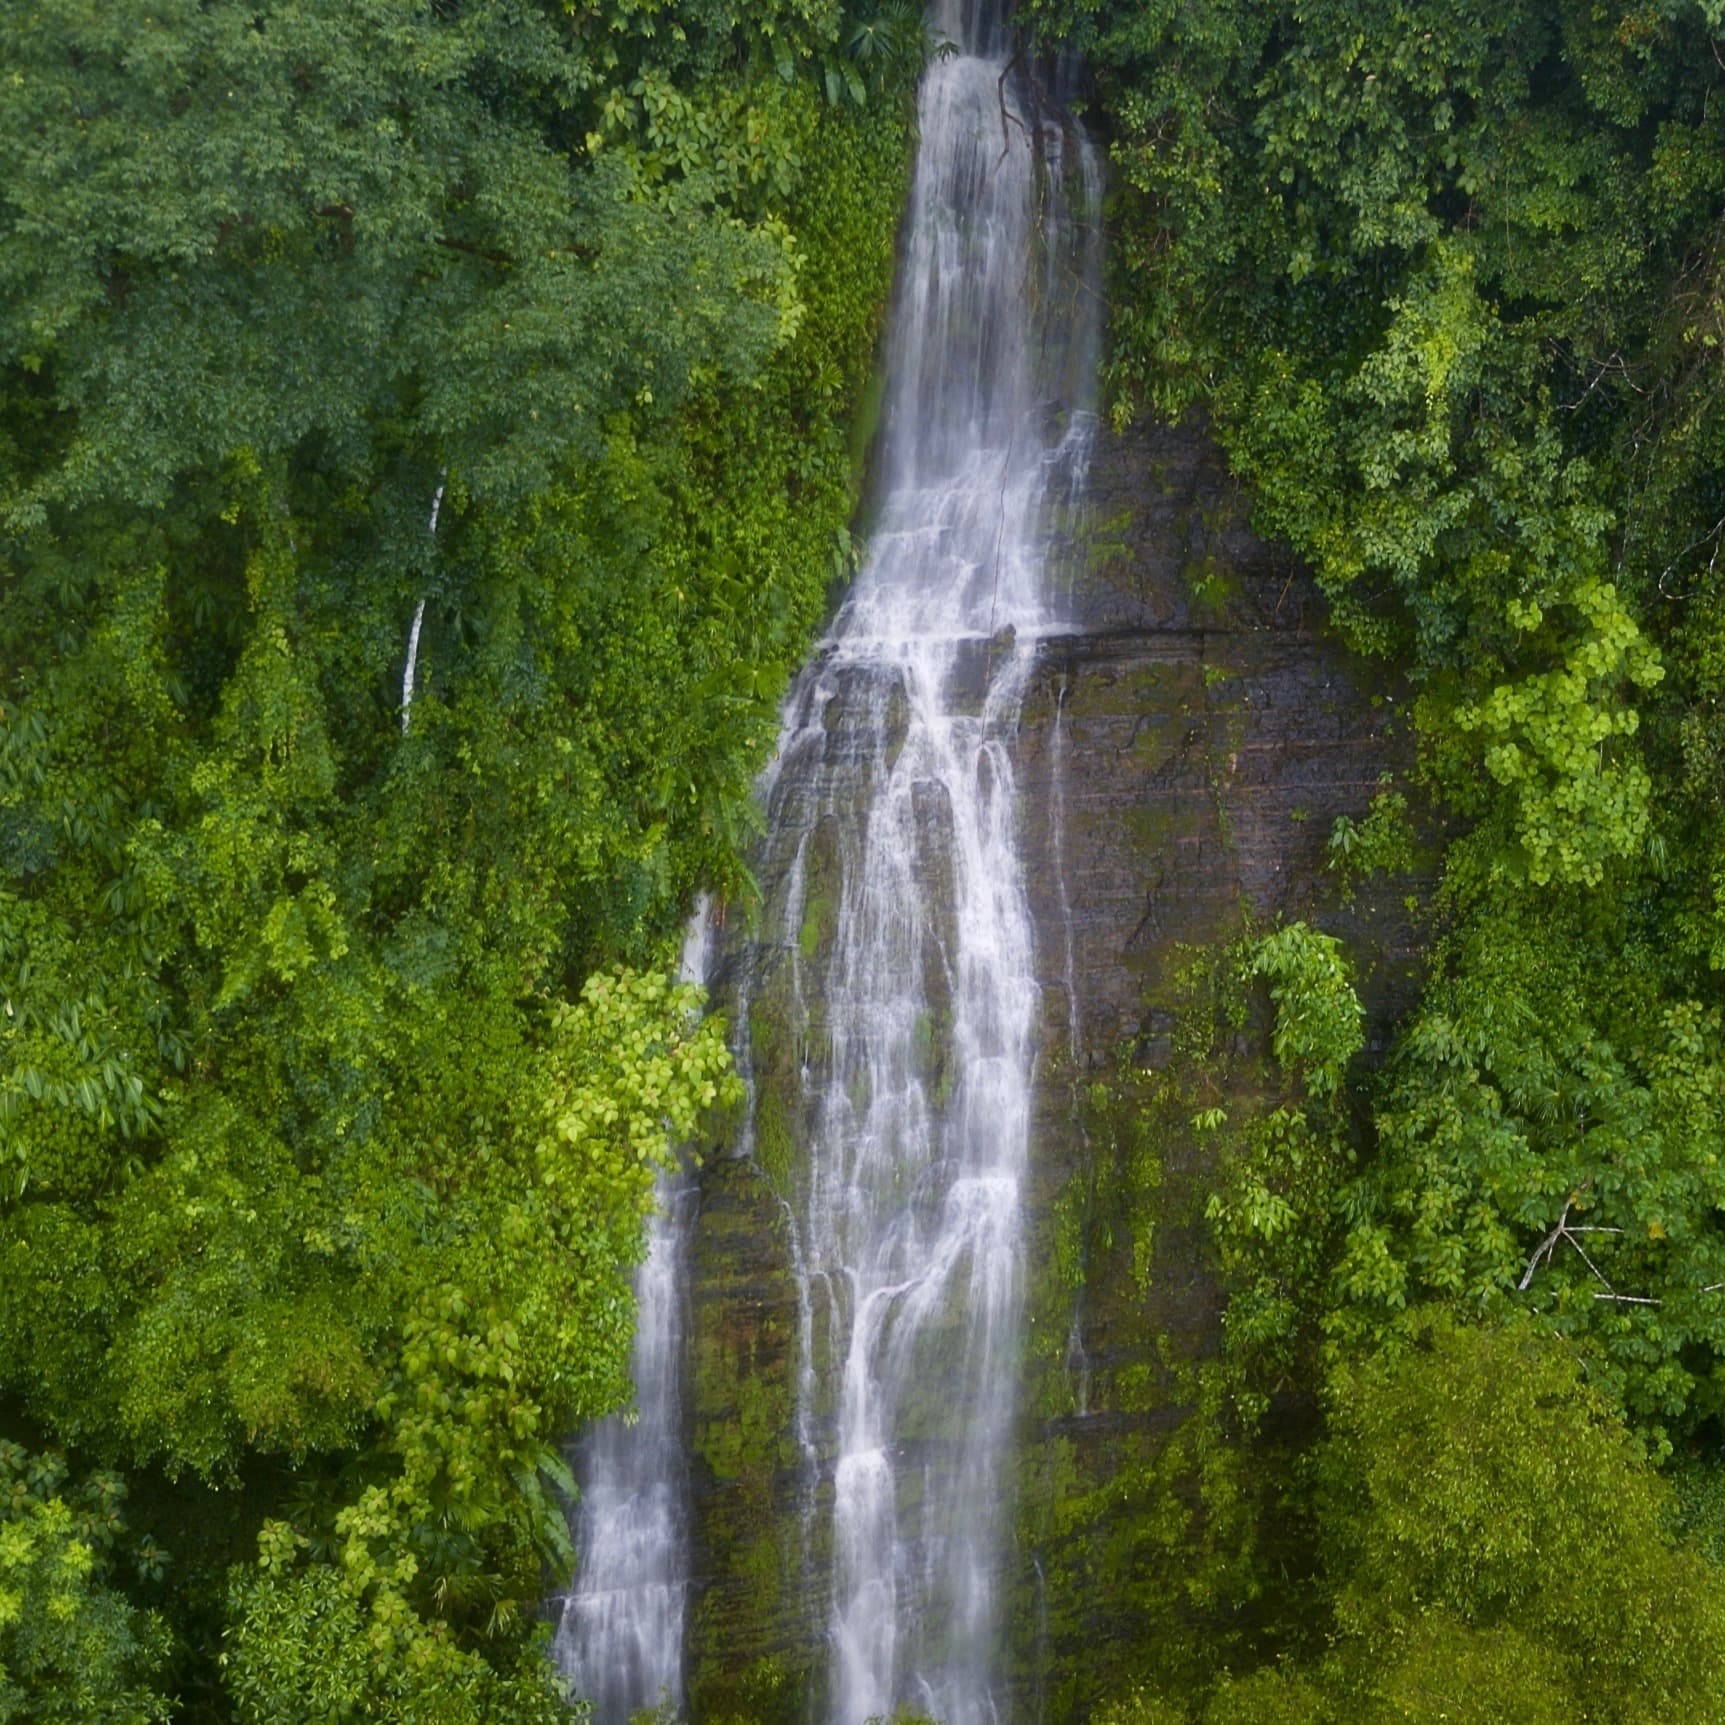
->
left=1024, top=415, right=1424, bottom=1060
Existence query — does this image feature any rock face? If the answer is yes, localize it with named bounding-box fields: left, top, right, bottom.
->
left=681, top=416, right=1426, bottom=1721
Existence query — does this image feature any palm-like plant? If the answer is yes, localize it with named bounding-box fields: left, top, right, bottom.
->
left=824, top=1, right=948, bottom=106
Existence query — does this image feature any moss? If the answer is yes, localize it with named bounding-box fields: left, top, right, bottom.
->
left=696, top=1332, right=791, bottom=1484
left=1182, top=550, right=1236, bottom=615
left=788, top=807, right=847, bottom=971
left=1012, top=1410, right=1219, bottom=1716
left=1051, top=1168, right=1089, bottom=1295
left=743, top=958, right=810, bottom=1198
left=848, top=349, right=889, bottom=493
left=696, top=1652, right=809, bottom=1725
left=1008, top=906, right=1335, bottom=1717
left=797, top=881, right=830, bottom=961
left=1082, top=503, right=1137, bottom=584
left=754, top=1084, right=796, bottom=1192
left=687, top=1180, right=809, bottom=1719
left=911, top=1006, right=938, bottom=1065
left=748, top=989, right=772, bottom=1059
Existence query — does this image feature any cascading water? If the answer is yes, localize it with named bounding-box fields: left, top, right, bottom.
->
left=737, top=5, right=1102, bottom=1717
left=556, top=6, right=1100, bottom=1713
left=554, top=902, right=713, bottom=1721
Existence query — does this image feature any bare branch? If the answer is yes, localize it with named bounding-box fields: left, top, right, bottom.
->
left=1562, top=1229, right=1614, bottom=1290
left=1519, top=1204, right=1570, bottom=1291
left=1518, top=1184, right=1631, bottom=1295
left=400, top=599, right=427, bottom=736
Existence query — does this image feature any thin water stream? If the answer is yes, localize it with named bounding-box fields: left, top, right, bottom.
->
left=554, top=903, right=713, bottom=1717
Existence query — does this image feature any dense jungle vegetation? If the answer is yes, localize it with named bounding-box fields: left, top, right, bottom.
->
left=0, top=0, right=922, bottom=1716
left=1022, top=0, right=1725, bottom=1719
left=11, top=0, right=1725, bottom=1720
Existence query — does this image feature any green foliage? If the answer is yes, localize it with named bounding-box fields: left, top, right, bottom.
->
left=1097, top=1316, right=1725, bottom=1723
left=1326, top=777, right=1413, bottom=901
left=1183, top=925, right=1363, bottom=1364
left=1017, top=944, right=1360, bottom=1718
left=1452, top=576, right=1664, bottom=887
left=1338, top=887, right=1725, bottom=1426
left=1027, top=0, right=1725, bottom=1429
left=0, top=0, right=810, bottom=520
left=1096, top=1693, right=1190, bottom=1725
left=1249, top=924, right=1364, bottom=1100
left=1027, top=0, right=1725, bottom=1708
left=223, top=1548, right=573, bottom=1725
left=1312, top=1314, right=1725, bottom=1721
left=1021, top=0, right=1708, bottom=885
left=0, top=1443, right=169, bottom=1724
left=1204, top=1102, right=1343, bottom=1364
left=0, top=0, right=917, bottom=1712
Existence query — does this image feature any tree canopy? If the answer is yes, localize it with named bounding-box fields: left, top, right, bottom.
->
left=0, top=0, right=921, bottom=1713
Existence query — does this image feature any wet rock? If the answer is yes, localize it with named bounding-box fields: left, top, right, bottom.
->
left=1007, top=414, right=1428, bottom=1712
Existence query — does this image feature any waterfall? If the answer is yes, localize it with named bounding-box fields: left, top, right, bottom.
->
left=740, top=4, right=1103, bottom=1716
left=554, top=901, right=714, bottom=1721
left=556, top=5, right=1101, bottom=1713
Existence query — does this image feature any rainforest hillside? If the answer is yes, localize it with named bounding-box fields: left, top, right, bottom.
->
left=7, top=0, right=1725, bottom=1721
left=0, top=2, right=920, bottom=1717
left=1022, top=0, right=1725, bottom=1719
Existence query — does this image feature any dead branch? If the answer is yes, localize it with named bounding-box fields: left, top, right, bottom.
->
left=1519, top=1190, right=1625, bottom=1293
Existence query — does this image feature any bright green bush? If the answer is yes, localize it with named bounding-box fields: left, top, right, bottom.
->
left=0, top=1444, right=169, bottom=1725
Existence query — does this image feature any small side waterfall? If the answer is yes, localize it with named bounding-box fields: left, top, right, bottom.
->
left=554, top=902, right=713, bottom=1720
left=737, top=4, right=1102, bottom=1717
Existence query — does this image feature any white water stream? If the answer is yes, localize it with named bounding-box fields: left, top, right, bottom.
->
left=554, top=903, right=713, bottom=1719
left=750, top=8, right=1101, bottom=1718
left=558, top=1, right=1099, bottom=1713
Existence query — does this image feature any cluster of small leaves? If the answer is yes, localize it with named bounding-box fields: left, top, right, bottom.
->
left=1249, top=924, right=1365, bottom=1101
left=0, top=1443, right=169, bottom=1724
left=1325, top=775, right=1414, bottom=901
left=1197, top=925, right=1363, bottom=1371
